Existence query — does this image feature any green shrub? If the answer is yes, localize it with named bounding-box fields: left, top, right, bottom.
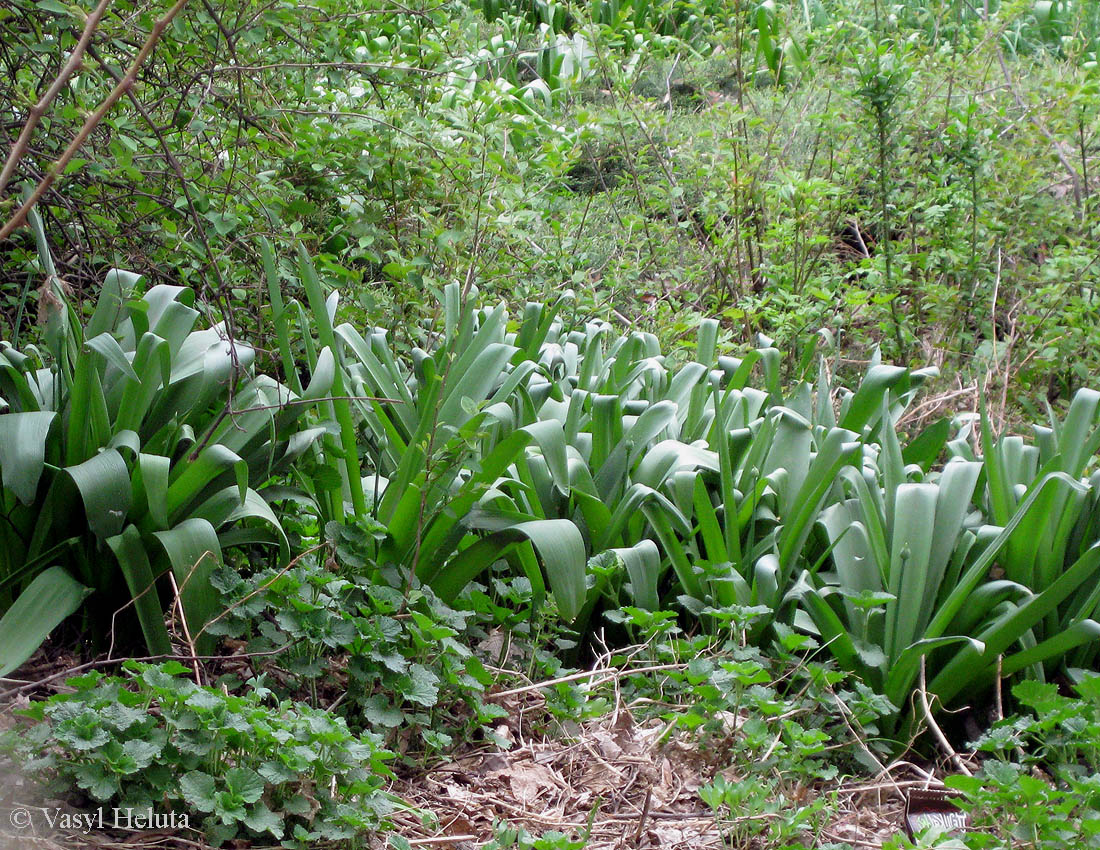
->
left=207, top=539, right=508, bottom=752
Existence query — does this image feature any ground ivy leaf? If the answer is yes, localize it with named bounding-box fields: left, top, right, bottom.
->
left=180, top=770, right=217, bottom=812
left=73, top=763, right=119, bottom=800
left=141, top=664, right=193, bottom=692
left=400, top=664, right=439, bottom=707
left=363, top=694, right=403, bottom=728
left=258, top=760, right=297, bottom=783
left=283, top=795, right=311, bottom=817
left=67, top=722, right=109, bottom=751
left=186, top=689, right=223, bottom=710
left=215, top=791, right=247, bottom=824
left=100, top=702, right=146, bottom=731
left=121, top=738, right=161, bottom=770
left=377, top=651, right=409, bottom=674
left=244, top=802, right=284, bottom=838
left=422, top=729, right=452, bottom=749
left=226, top=767, right=266, bottom=804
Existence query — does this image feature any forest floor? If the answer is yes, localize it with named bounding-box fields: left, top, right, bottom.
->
left=0, top=644, right=954, bottom=850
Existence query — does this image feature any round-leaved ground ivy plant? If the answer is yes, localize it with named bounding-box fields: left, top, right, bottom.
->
left=2, top=660, right=402, bottom=847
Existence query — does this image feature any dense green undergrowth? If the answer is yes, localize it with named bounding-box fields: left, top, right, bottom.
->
left=2, top=0, right=1098, bottom=402
left=3, top=0, right=1100, bottom=847
left=3, top=253, right=1100, bottom=844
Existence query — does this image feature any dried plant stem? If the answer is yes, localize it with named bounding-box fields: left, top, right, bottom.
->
left=994, top=654, right=1004, bottom=722
left=167, top=570, right=202, bottom=687
left=918, top=656, right=972, bottom=776
left=488, top=662, right=687, bottom=699
left=632, top=787, right=653, bottom=846
left=0, top=0, right=192, bottom=241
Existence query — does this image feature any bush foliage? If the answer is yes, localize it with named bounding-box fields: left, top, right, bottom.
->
left=3, top=0, right=1100, bottom=845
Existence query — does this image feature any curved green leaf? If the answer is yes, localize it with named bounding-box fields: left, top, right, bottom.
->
left=0, top=411, right=56, bottom=504
left=0, top=567, right=91, bottom=676
left=65, top=449, right=131, bottom=539
left=107, top=525, right=172, bottom=655
left=427, top=519, right=586, bottom=620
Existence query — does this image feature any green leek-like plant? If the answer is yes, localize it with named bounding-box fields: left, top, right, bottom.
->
left=799, top=394, right=1100, bottom=735
left=263, top=255, right=589, bottom=621
left=262, top=251, right=1100, bottom=739
left=0, top=214, right=325, bottom=672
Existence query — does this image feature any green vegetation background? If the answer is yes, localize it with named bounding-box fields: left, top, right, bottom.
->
left=2, top=0, right=1100, bottom=848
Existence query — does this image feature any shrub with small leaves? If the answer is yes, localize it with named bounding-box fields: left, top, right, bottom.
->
left=3, top=661, right=397, bottom=848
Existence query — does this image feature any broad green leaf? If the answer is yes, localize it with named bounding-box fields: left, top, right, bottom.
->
left=929, top=542, right=1100, bottom=705
left=65, top=449, right=131, bottom=539
left=298, top=246, right=366, bottom=516
left=244, top=803, right=284, bottom=838
left=901, top=418, right=949, bottom=472
left=153, top=519, right=224, bottom=655
left=839, top=365, right=908, bottom=434
left=85, top=332, right=139, bottom=382
left=86, top=269, right=140, bottom=340
left=429, top=519, right=586, bottom=620
left=885, top=483, right=938, bottom=660
left=180, top=771, right=218, bottom=812
left=225, top=767, right=265, bottom=804
left=612, top=539, right=661, bottom=610
left=1000, top=619, right=1100, bottom=679
left=167, top=445, right=247, bottom=520
left=107, top=525, right=172, bottom=655
left=0, top=567, right=91, bottom=675
left=0, top=411, right=56, bottom=503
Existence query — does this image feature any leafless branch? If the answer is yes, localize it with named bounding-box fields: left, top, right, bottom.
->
left=0, top=0, right=193, bottom=241
left=0, top=0, right=114, bottom=196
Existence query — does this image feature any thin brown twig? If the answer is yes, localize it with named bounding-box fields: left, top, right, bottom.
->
left=830, top=690, right=890, bottom=782
left=202, top=60, right=446, bottom=77
left=0, top=643, right=301, bottom=702
left=0, top=0, right=193, bottom=241
left=487, top=663, right=688, bottom=700
left=0, top=0, right=114, bottom=196
left=631, top=787, right=652, bottom=847
left=918, top=656, right=972, bottom=777
left=994, top=653, right=1004, bottom=723
left=86, top=41, right=233, bottom=316
left=195, top=541, right=328, bottom=641
left=167, top=570, right=202, bottom=687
